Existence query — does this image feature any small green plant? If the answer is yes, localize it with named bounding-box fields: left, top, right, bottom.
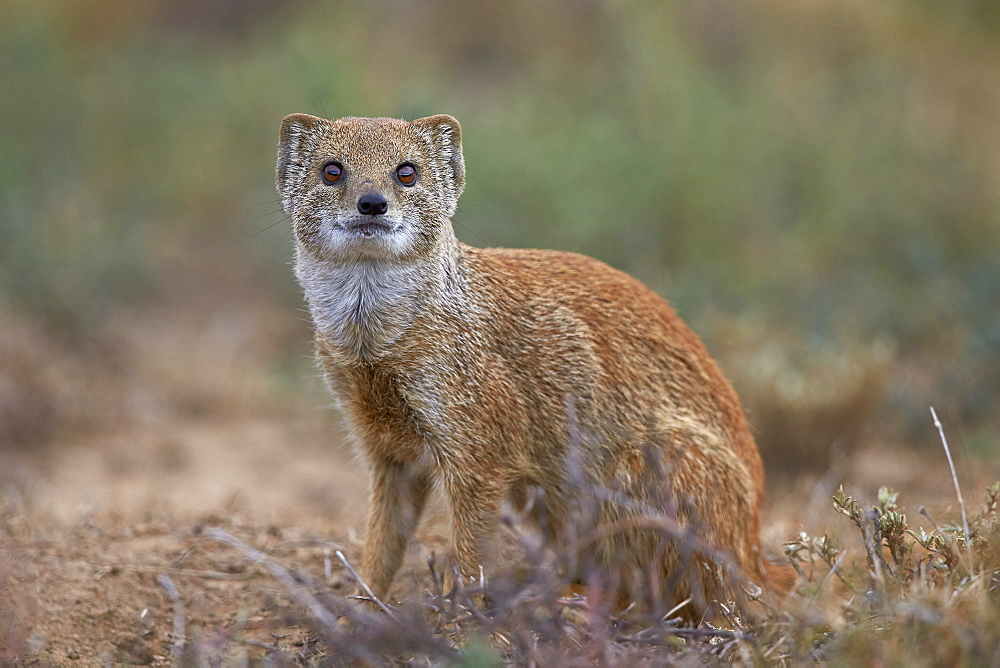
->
left=833, top=482, right=1000, bottom=592
left=783, top=529, right=842, bottom=587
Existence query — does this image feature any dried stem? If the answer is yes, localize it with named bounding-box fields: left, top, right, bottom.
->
left=930, top=406, right=974, bottom=569
left=820, top=549, right=848, bottom=593
left=335, top=549, right=397, bottom=617
left=205, top=528, right=342, bottom=628
left=156, top=573, right=186, bottom=659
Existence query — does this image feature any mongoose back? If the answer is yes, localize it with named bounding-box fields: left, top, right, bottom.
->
left=277, top=113, right=774, bottom=618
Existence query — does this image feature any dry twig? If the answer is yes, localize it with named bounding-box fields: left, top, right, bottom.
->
left=930, top=406, right=974, bottom=569
left=204, top=528, right=341, bottom=628
left=156, top=573, right=186, bottom=659
left=335, top=549, right=397, bottom=617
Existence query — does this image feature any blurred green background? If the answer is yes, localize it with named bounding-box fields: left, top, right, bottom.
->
left=1, top=0, right=997, bottom=470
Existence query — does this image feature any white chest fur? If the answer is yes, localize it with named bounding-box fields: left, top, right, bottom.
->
left=295, top=251, right=433, bottom=361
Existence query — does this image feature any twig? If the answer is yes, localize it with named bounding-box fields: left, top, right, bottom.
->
left=930, top=406, right=974, bottom=569
left=335, top=550, right=397, bottom=617
left=268, top=538, right=347, bottom=553
left=820, top=549, right=848, bottom=593
left=661, top=598, right=692, bottom=623
left=237, top=638, right=283, bottom=653
left=919, top=506, right=945, bottom=534
left=205, top=528, right=342, bottom=628
left=131, top=566, right=253, bottom=581
left=171, top=544, right=198, bottom=569
left=157, top=573, right=186, bottom=659
left=760, top=634, right=789, bottom=660
left=860, top=511, right=884, bottom=584
left=663, top=627, right=753, bottom=641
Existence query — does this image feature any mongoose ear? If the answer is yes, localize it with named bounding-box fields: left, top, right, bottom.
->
left=411, top=114, right=465, bottom=208
left=277, top=113, right=324, bottom=194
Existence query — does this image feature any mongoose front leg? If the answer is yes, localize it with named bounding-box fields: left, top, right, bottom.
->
left=359, top=460, right=432, bottom=599
left=445, top=476, right=506, bottom=586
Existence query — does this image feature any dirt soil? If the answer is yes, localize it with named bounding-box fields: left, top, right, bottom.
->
left=0, top=410, right=378, bottom=664
left=1, top=381, right=994, bottom=664
left=2, top=381, right=503, bottom=666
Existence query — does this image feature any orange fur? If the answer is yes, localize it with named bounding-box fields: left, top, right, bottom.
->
left=764, top=560, right=799, bottom=601
left=277, top=114, right=776, bottom=618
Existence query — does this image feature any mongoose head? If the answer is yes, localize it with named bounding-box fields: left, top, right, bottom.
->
left=276, top=114, right=465, bottom=263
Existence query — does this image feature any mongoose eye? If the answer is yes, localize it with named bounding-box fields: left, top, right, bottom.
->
left=321, top=162, right=342, bottom=184
left=396, top=163, right=416, bottom=186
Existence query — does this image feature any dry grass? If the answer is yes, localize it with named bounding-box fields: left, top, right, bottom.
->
left=88, top=478, right=996, bottom=666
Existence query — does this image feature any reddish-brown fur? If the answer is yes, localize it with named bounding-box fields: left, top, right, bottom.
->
left=276, top=113, right=778, bottom=618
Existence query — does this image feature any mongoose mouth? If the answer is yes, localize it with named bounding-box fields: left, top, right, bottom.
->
left=342, top=220, right=395, bottom=238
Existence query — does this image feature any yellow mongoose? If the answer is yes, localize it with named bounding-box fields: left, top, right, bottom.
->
left=277, top=114, right=782, bottom=618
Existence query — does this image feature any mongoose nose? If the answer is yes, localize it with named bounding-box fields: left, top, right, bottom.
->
left=357, top=193, right=389, bottom=216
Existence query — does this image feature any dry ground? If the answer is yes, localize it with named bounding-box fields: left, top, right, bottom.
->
left=2, top=407, right=993, bottom=664
left=1, top=414, right=364, bottom=664
left=0, top=401, right=471, bottom=664
left=0, top=308, right=996, bottom=664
